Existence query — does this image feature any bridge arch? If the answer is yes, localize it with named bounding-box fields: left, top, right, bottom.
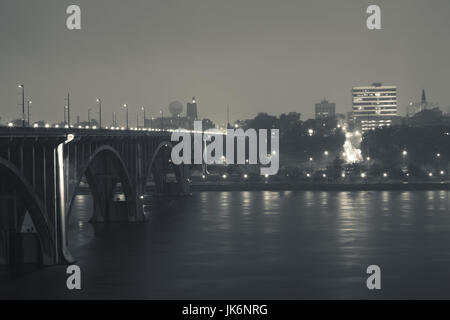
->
left=67, top=145, right=136, bottom=222
left=0, top=157, right=55, bottom=265
left=142, top=141, right=186, bottom=195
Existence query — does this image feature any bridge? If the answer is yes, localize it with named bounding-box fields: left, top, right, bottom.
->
left=0, top=127, right=190, bottom=266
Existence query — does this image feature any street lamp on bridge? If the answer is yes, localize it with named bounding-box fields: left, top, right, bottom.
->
left=97, top=98, right=102, bottom=129
left=123, top=104, right=128, bottom=130
left=27, top=100, right=32, bottom=127
left=142, top=107, right=146, bottom=128
left=88, top=108, right=92, bottom=127
left=18, top=84, right=25, bottom=127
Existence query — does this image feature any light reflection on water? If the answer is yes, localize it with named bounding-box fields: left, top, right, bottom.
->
left=5, top=190, right=450, bottom=299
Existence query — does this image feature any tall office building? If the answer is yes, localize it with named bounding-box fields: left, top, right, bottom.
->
left=186, top=97, right=198, bottom=121
left=315, top=99, right=336, bottom=120
left=352, top=83, right=397, bottom=131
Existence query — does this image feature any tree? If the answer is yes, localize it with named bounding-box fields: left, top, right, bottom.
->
left=202, top=118, right=216, bottom=130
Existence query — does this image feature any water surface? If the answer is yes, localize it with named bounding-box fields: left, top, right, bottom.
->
left=2, top=190, right=450, bottom=299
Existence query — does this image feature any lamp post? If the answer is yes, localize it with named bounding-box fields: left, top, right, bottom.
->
left=88, top=108, right=92, bottom=127
left=123, top=104, right=128, bottom=130
left=160, top=110, right=164, bottom=130
left=18, top=84, right=25, bottom=127
left=97, top=98, right=102, bottom=129
left=64, top=105, right=69, bottom=125
left=65, top=93, right=71, bottom=127
left=142, top=107, right=146, bottom=128
left=27, top=100, right=32, bottom=127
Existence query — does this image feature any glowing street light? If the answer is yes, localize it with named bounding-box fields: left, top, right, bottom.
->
left=96, top=98, right=102, bottom=129
left=18, top=84, right=25, bottom=127
left=440, top=170, right=445, bottom=175
left=428, top=172, right=433, bottom=177
left=324, top=151, right=329, bottom=156
left=383, top=172, right=388, bottom=178
left=402, top=150, right=408, bottom=157
left=123, top=104, right=128, bottom=130
left=27, top=100, right=32, bottom=126
left=361, top=173, right=366, bottom=178
left=243, top=174, right=248, bottom=179
left=141, top=107, right=146, bottom=128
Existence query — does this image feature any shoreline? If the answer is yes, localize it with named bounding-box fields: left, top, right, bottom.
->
left=76, top=182, right=450, bottom=194
left=189, top=181, right=450, bottom=192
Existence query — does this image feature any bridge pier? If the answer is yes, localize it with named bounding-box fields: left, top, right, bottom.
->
left=0, top=128, right=191, bottom=266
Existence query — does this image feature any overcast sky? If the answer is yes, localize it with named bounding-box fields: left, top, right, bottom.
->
left=1, top=0, right=449, bottom=125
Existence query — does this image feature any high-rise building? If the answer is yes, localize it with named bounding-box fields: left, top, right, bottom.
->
left=186, top=97, right=198, bottom=121
left=315, top=99, right=336, bottom=120
left=352, top=83, right=397, bottom=131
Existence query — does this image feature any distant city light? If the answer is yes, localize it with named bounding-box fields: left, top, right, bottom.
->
left=324, top=151, right=329, bottom=156
left=222, top=174, right=227, bottom=179
left=402, top=150, right=408, bottom=156
left=429, top=172, right=433, bottom=177
left=322, top=173, right=327, bottom=178
left=440, top=170, right=445, bottom=175
left=7, top=122, right=13, bottom=127
left=436, top=153, right=441, bottom=158
left=383, top=172, right=388, bottom=178
left=361, top=173, right=366, bottom=178
left=33, top=123, right=38, bottom=128
left=341, top=173, right=346, bottom=178
left=306, top=173, right=311, bottom=177
left=243, top=174, right=248, bottom=179
left=264, top=174, right=269, bottom=178
left=308, top=129, right=314, bottom=136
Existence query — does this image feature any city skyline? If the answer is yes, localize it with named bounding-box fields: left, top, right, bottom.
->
left=1, top=0, right=450, bottom=125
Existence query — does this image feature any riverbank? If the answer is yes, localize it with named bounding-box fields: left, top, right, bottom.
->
left=75, top=181, right=450, bottom=194
left=189, top=181, right=450, bottom=191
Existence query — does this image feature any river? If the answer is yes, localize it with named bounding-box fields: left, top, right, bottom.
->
left=2, top=190, right=450, bottom=299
